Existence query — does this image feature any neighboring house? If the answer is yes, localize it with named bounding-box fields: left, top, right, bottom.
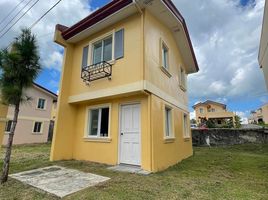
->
left=193, top=100, right=235, bottom=126
left=1, top=83, right=57, bottom=145
left=259, top=0, right=268, bottom=88
left=51, top=0, right=199, bottom=172
left=248, top=103, right=268, bottom=124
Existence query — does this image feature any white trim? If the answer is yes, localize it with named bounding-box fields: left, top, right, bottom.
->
left=68, top=81, right=144, bottom=103
left=163, top=104, right=174, bottom=139
left=6, top=115, right=50, bottom=122
left=84, top=103, right=112, bottom=139
left=32, top=121, right=44, bottom=134
left=68, top=80, right=189, bottom=112
left=143, top=81, right=189, bottom=112
left=183, top=113, right=190, bottom=138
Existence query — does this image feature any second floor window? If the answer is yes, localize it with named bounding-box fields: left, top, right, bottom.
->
left=199, top=108, right=204, bottom=113
left=92, top=36, right=113, bottom=64
left=37, top=98, right=46, bottom=110
left=180, top=67, right=187, bottom=90
left=162, top=43, right=169, bottom=70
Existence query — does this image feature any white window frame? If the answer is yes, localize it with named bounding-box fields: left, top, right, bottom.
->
left=179, top=66, right=187, bottom=91
left=164, top=105, right=174, bottom=139
left=88, top=30, right=115, bottom=65
left=183, top=113, right=190, bottom=138
left=32, top=121, right=43, bottom=134
left=199, top=108, right=204, bottom=113
left=36, top=98, right=46, bottom=110
left=162, top=42, right=169, bottom=70
left=85, top=104, right=111, bottom=139
left=159, top=39, right=172, bottom=78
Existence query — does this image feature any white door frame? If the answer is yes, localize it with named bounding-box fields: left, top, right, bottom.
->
left=118, top=102, right=141, bottom=166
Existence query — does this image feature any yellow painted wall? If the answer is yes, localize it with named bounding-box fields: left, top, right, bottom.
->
left=51, top=9, right=193, bottom=172
left=151, top=95, right=192, bottom=172
left=144, top=10, right=188, bottom=105
left=71, top=94, right=151, bottom=171
left=69, top=13, right=143, bottom=97
left=0, top=104, right=8, bottom=145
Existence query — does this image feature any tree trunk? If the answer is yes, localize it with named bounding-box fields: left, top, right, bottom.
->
left=1, top=104, right=20, bottom=184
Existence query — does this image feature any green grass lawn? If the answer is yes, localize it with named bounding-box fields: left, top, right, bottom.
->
left=0, top=143, right=268, bottom=200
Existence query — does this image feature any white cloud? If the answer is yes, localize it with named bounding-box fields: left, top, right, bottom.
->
left=234, top=110, right=250, bottom=124
left=174, top=0, right=267, bottom=101
left=0, top=0, right=92, bottom=71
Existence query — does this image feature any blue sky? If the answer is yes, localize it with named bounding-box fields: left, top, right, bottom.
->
left=0, top=0, right=266, bottom=122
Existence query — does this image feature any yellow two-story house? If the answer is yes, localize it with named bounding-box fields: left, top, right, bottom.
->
left=193, top=100, right=235, bottom=126
left=51, top=0, right=198, bottom=172
left=0, top=103, right=8, bottom=144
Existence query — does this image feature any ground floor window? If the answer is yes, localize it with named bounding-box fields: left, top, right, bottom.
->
left=183, top=113, right=190, bottom=138
left=33, top=122, right=43, bottom=133
left=5, top=120, right=12, bottom=132
left=88, top=106, right=110, bottom=137
left=165, top=106, right=172, bottom=138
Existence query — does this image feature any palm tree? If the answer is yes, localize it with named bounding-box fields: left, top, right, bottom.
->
left=0, top=28, right=40, bottom=184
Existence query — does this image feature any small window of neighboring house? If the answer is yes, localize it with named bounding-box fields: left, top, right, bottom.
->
left=81, top=29, right=124, bottom=68
left=88, top=106, right=110, bottom=138
left=212, top=108, right=216, bottom=112
left=183, top=113, right=190, bottom=138
left=37, top=98, right=46, bottom=110
left=33, top=122, right=43, bottom=133
left=180, top=67, right=187, bottom=91
left=5, top=120, right=12, bottom=132
left=165, top=106, right=172, bottom=138
left=162, top=43, right=169, bottom=70
left=199, top=108, right=204, bottom=113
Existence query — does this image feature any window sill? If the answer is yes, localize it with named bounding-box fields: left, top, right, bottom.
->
left=36, top=108, right=46, bottom=111
left=32, top=132, right=43, bottom=135
left=184, top=137, right=191, bottom=142
left=179, top=84, right=187, bottom=92
left=160, top=66, right=172, bottom=78
left=4, top=132, right=10, bottom=135
left=83, top=137, right=112, bottom=143
left=163, top=137, right=175, bottom=143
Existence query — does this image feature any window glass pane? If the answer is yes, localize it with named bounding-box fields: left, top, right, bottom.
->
left=165, top=108, right=170, bottom=137
left=103, top=36, right=112, bottom=62
left=38, top=99, right=45, bottom=109
left=34, top=122, right=42, bottom=133
left=5, top=120, right=12, bottom=132
left=100, top=108, right=109, bottom=137
left=162, top=45, right=168, bottom=69
left=90, top=109, right=99, bottom=136
left=93, top=41, right=102, bottom=64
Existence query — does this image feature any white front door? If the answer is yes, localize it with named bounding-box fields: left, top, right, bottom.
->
left=120, top=104, right=141, bottom=166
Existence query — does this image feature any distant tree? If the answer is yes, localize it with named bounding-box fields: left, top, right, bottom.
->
left=234, top=115, right=242, bottom=128
left=190, top=119, right=197, bottom=124
left=0, top=29, right=40, bottom=184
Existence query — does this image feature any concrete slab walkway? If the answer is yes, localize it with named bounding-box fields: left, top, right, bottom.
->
left=10, top=166, right=110, bottom=198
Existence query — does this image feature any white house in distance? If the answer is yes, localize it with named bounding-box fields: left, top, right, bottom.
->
left=1, top=83, right=57, bottom=145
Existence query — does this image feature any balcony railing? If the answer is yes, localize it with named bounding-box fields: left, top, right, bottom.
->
left=81, top=61, right=112, bottom=84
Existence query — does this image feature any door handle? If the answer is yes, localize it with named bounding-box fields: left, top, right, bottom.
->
left=121, top=132, right=124, bottom=135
